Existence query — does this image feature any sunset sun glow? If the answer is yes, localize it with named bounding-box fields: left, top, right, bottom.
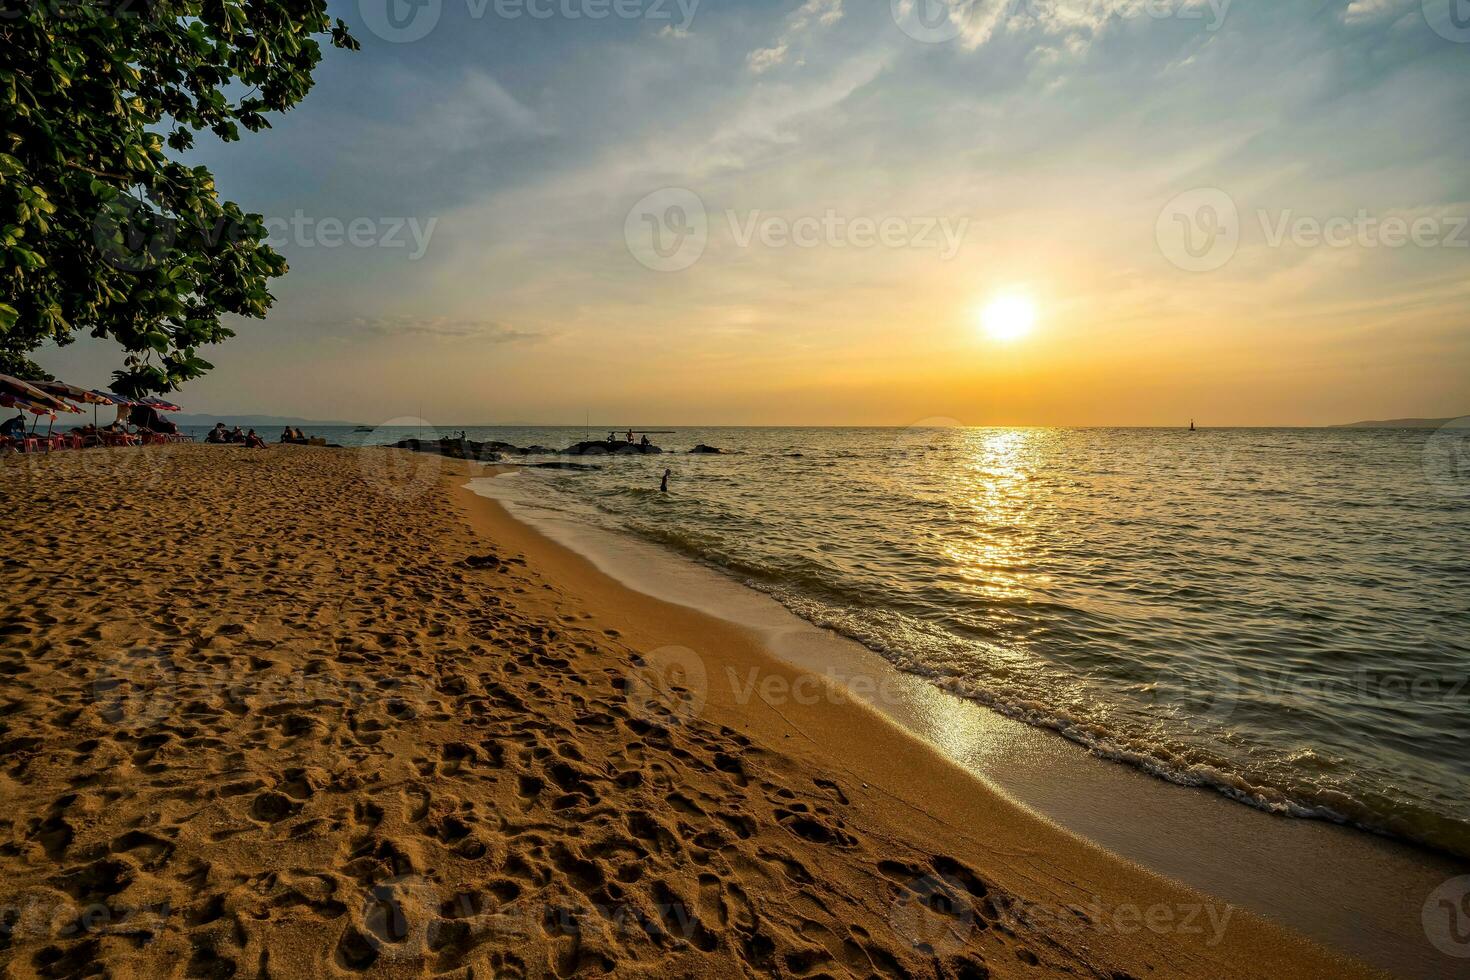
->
left=979, top=295, right=1037, bottom=344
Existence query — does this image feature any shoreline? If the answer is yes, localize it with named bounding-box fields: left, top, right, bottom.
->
left=0, top=445, right=1414, bottom=976
left=465, top=463, right=1467, bottom=978
left=451, top=463, right=1375, bottom=978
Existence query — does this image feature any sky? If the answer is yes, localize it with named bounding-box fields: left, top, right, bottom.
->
left=34, top=0, right=1470, bottom=426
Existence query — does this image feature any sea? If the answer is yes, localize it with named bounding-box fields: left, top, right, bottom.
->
left=185, top=423, right=1470, bottom=859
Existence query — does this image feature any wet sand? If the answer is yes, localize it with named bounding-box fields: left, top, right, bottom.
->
left=469, top=467, right=1467, bottom=979
left=0, top=445, right=1372, bottom=977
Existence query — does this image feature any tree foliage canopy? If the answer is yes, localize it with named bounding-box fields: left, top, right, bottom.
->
left=0, top=0, right=356, bottom=394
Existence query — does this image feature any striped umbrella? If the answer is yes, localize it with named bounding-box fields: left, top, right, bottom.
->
left=0, top=375, right=81, bottom=435
left=0, top=393, right=57, bottom=443
left=35, top=380, right=113, bottom=426
left=0, top=393, right=54, bottom=416
left=0, top=374, right=74, bottom=412
left=92, top=390, right=139, bottom=427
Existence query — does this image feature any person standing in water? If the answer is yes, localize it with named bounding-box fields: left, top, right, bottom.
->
left=660, top=468, right=671, bottom=493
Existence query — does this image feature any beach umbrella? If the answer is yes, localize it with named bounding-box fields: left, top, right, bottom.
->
left=36, top=381, right=115, bottom=426
left=92, top=390, right=139, bottom=426
left=0, top=393, right=59, bottom=441
left=140, top=396, right=183, bottom=412
left=0, top=393, right=53, bottom=414
left=0, top=373, right=72, bottom=412
left=0, top=375, right=80, bottom=435
left=35, top=380, right=101, bottom=404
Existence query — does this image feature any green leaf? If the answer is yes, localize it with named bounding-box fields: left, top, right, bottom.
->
left=0, top=0, right=354, bottom=394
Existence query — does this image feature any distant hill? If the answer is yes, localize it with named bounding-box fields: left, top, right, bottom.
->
left=1333, top=416, right=1469, bottom=429
left=169, top=413, right=363, bottom=428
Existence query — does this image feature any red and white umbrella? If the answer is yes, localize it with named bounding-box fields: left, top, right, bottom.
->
left=0, top=374, right=76, bottom=412
left=0, top=393, right=58, bottom=443
left=35, top=380, right=107, bottom=404
left=0, top=375, right=81, bottom=435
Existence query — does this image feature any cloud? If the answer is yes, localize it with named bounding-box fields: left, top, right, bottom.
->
left=330, top=316, right=543, bottom=342
left=747, top=0, right=846, bottom=73
left=1340, top=0, right=1411, bottom=24
left=362, top=67, right=551, bottom=161
left=916, top=0, right=1229, bottom=53
left=747, top=43, right=791, bottom=73
left=658, top=24, right=692, bottom=39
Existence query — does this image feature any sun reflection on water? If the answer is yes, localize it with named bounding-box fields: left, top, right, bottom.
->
left=939, top=429, right=1051, bottom=603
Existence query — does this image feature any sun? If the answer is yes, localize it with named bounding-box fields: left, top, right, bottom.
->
left=977, top=294, right=1037, bottom=343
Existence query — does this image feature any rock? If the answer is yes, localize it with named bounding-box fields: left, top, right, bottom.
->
left=393, top=437, right=657, bottom=460
left=689, top=444, right=724, bottom=454
left=564, top=440, right=661, bottom=456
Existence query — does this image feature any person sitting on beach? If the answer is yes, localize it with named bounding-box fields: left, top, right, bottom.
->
left=660, top=468, right=671, bottom=493
left=244, top=429, right=266, bottom=448
left=607, top=431, right=616, bottom=443
left=1, top=413, right=25, bottom=440
left=130, top=404, right=178, bottom=435
left=280, top=426, right=295, bottom=443
left=229, top=426, right=245, bottom=444
left=294, top=427, right=307, bottom=442
left=70, top=423, right=102, bottom=448
left=640, top=434, right=650, bottom=447
left=206, top=422, right=228, bottom=444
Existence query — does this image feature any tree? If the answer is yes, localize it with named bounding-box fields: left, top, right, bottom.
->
left=0, top=0, right=357, bottom=394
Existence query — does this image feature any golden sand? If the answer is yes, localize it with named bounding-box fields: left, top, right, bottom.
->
left=0, top=446, right=1372, bottom=977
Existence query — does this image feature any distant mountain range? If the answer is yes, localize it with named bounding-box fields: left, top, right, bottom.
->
left=1333, top=416, right=1469, bottom=429
left=170, top=413, right=363, bottom=428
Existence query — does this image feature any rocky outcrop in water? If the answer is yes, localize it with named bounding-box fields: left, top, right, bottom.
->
left=689, top=444, right=724, bottom=454
left=563, top=440, right=662, bottom=456
left=390, top=436, right=658, bottom=461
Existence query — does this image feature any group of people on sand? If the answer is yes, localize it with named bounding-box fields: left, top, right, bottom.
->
left=205, top=422, right=265, bottom=448
left=279, top=426, right=309, bottom=444
left=5, top=407, right=176, bottom=448
left=66, top=420, right=131, bottom=447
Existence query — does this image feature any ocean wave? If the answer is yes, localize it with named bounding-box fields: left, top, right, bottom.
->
left=513, top=426, right=1470, bottom=861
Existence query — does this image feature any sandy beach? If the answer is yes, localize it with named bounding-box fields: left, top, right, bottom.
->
left=0, top=445, right=1376, bottom=978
